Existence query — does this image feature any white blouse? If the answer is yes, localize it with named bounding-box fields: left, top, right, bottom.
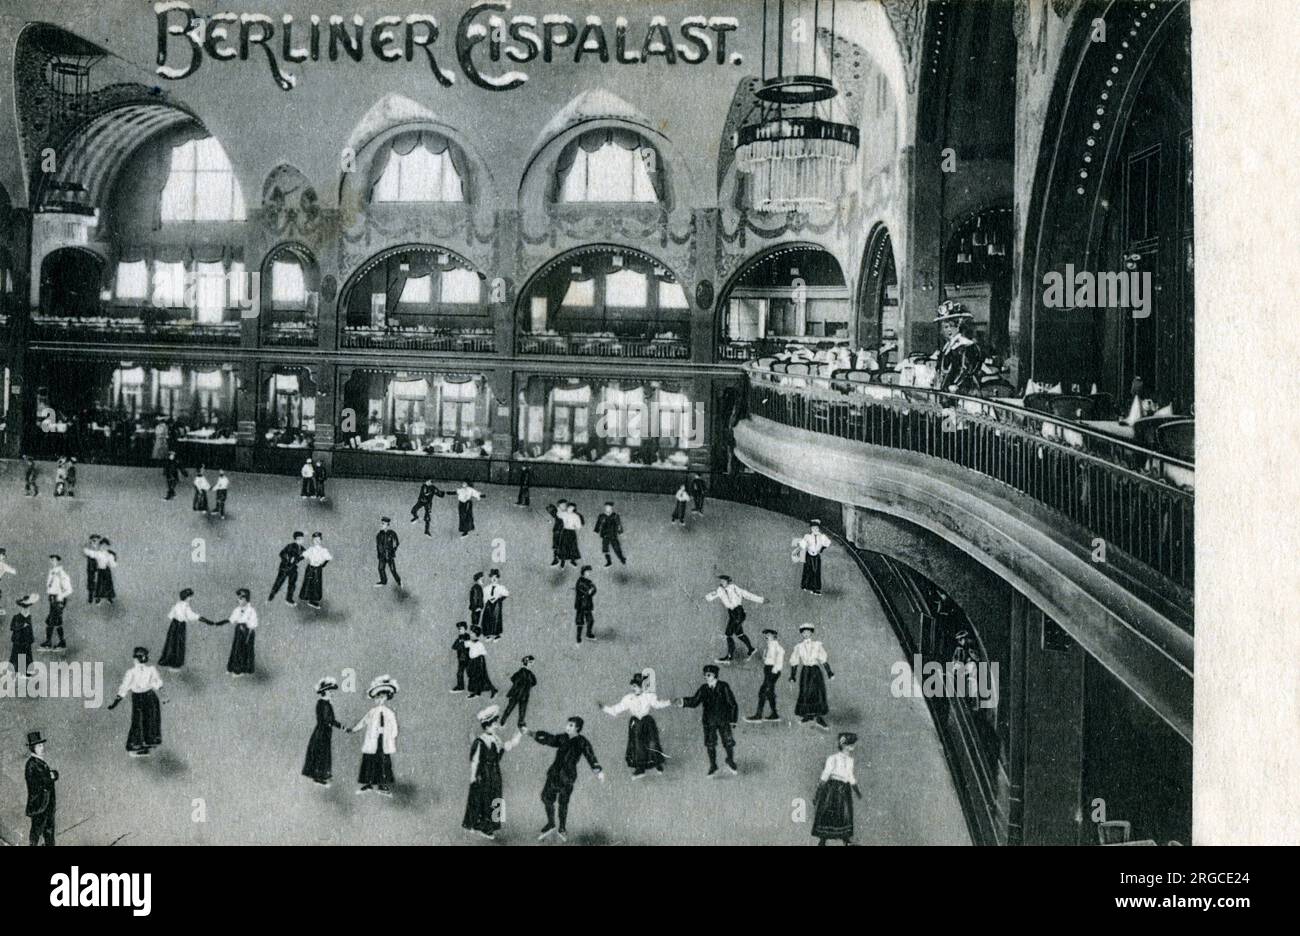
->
left=304, top=545, right=332, bottom=567
left=820, top=751, right=857, bottom=784
left=117, top=662, right=163, bottom=696
left=485, top=583, right=509, bottom=602
left=168, top=600, right=201, bottom=624
left=457, top=486, right=482, bottom=503
left=467, top=639, right=487, bottom=660
left=83, top=548, right=117, bottom=570
left=603, top=691, right=671, bottom=719
left=797, top=531, right=832, bottom=556
left=561, top=511, right=583, bottom=531
left=230, top=604, right=259, bottom=630
left=194, top=476, right=211, bottom=491
left=790, top=639, right=828, bottom=667
left=675, top=488, right=690, bottom=502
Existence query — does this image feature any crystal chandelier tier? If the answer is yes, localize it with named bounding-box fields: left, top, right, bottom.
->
left=733, top=0, right=859, bottom=213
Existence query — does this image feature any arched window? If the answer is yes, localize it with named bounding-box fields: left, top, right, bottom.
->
left=556, top=130, right=662, bottom=203
left=160, top=137, right=247, bottom=222
left=370, top=133, right=465, bottom=203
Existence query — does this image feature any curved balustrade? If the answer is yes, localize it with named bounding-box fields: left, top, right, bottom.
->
left=742, top=365, right=1194, bottom=592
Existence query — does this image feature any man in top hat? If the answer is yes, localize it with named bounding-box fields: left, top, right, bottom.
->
left=500, top=655, right=537, bottom=730
left=932, top=300, right=983, bottom=395
left=24, top=731, right=58, bottom=846
left=409, top=477, right=447, bottom=537
left=528, top=716, right=604, bottom=841
left=375, top=517, right=402, bottom=589
left=9, top=594, right=37, bottom=677
left=41, top=555, right=73, bottom=652
left=704, top=574, right=763, bottom=663
left=794, top=520, right=833, bottom=596
left=745, top=628, right=786, bottom=722
left=592, top=502, right=626, bottom=567
left=675, top=664, right=740, bottom=777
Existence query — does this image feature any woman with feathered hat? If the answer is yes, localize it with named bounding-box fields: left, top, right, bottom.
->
left=931, top=301, right=984, bottom=395
left=462, top=703, right=523, bottom=839
left=302, top=677, right=344, bottom=786
left=349, top=675, right=399, bottom=795
left=601, top=668, right=671, bottom=777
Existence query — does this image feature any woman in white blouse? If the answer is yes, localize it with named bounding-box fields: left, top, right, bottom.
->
left=602, top=668, right=671, bottom=777
left=299, top=533, right=332, bottom=610
left=83, top=538, right=118, bottom=604
left=219, top=588, right=259, bottom=676
left=789, top=624, right=834, bottom=729
left=107, top=646, right=167, bottom=756
left=671, top=484, right=690, bottom=525
left=812, top=732, right=863, bottom=845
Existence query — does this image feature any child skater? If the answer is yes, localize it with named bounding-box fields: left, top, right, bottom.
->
left=601, top=668, right=670, bottom=778
left=462, top=704, right=523, bottom=840
left=812, top=732, right=863, bottom=845
left=302, top=677, right=344, bottom=787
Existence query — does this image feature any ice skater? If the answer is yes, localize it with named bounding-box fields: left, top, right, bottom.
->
left=456, top=480, right=483, bottom=537
left=163, top=453, right=186, bottom=500
left=219, top=588, right=260, bottom=677
left=593, top=501, right=626, bottom=566
left=300, top=532, right=331, bottom=610
left=547, top=502, right=565, bottom=565
left=83, top=538, right=116, bottom=604
left=213, top=470, right=230, bottom=518
left=409, top=477, right=446, bottom=536
left=65, top=458, right=77, bottom=497
left=108, top=647, right=166, bottom=756
left=601, top=668, right=670, bottom=777
left=790, top=624, right=834, bottom=729
left=302, top=677, right=344, bottom=786
left=481, top=569, right=508, bottom=640
left=451, top=621, right=471, bottom=693
left=463, top=704, right=523, bottom=839
left=558, top=502, right=583, bottom=566
left=24, top=731, right=58, bottom=846
left=313, top=459, right=328, bottom=501
left=349, top=675, right=399, bottom=795
left=812, top=732, right=863, bottom=845
left=299, top=456, right=315, bottom=498
left=500, top=655, right=536, bottom=729
left=744, top=629, right=786, bottom=722
left=794, top=520, right=833, bottom=596
left=671, top=483, right=690, bottom=525
left=675, top=664, right=739, bottom=777
left=528, top=716, right=604, bottom=842
left=704, top=574, right=762, bottom=663
left=468, top=572, right=485, bottom=630
left=40, top=555, right=72, bottom=652
left=158, top=588, right=218, bottom=669
left=269, top=532, right=306, bottom=606
left=375, top=517, right=401, bottom=589
left=689, top=473, right=707, bottom=515
left=22, top=455, right=38, bottom=496
left=8, top=594, right=37, bottom=677
left=465, top=625, right=497, bottom=699
left=516, top=464, right=532, bottom=507
left=574, top=566, right=597, bottom=644
left=192, top=466, right=211, bottom=515
left=82, top=535, right=99, bottom=604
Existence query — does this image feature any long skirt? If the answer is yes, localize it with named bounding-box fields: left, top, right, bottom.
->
left=192, top=490, right=209, bottom=512
left=671, top=500, right=688, bottom=522
left=358, top=750, right=394, bottom=787
left=558, top=530, right=580, bottom=561
left=126, top=689, right=163, bottom=751
left=625, top=716, right=666, bottom=771
left=300, top=565, right=324, bottom=603
left=481, top=601, right=504, bottom=639
left=10, top=637, right=33, bottom=672
left=466, top=657, right=496, bottom=696
left=158, top=619, right=187, bottom=668
left=95, top=570, right=116, bottom=602
left=801, top=553, right=823, bottom=593
left=458, top=501, right=475, bottom=534
left=812, top=779, right=855, bottom=839
left=463, top=756, right=504, bottom=834
left=302, top=725, right=334, bottom=782
left=795, top=666, right=830, bottom=718
left=227, top=624, right=256, bottom=675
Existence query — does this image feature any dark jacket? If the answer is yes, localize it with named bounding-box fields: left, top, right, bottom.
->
left=507, top=666, right=537, bottom=701
left=593, top=512, right=623, bottom=540
left=574, top=577, right=597, bottom=611
left=533, top=731, right=601, bottom=785
left=163, top=460, right=187, bottom=483
left=376, top=529, right=399, bottom=559
left=681, top=681, right=739, bottom=727
left=415, top=481, right=445, bottom=506
left=278, top=542, right=305, bottom=572
left=452, top=633, right=471, bottom=662
left=25, top=755, right=58, bottom=818
left=469, top=583, right=484, bottom=613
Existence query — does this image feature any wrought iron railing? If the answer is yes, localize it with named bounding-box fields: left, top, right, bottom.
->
left=517, top=333, right=690, bottom=359
left=743, top=365, right=1194, bottom=594
left=30, top=316, right=242, bottom=345
left=342, top=327, right=496, bottom=353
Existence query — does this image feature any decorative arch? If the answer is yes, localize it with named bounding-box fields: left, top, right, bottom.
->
left=259, top=242, right=320, bottom=346
left=38, top=245, right=105, bottom=316
left=855, top=224, right=899, bottom=358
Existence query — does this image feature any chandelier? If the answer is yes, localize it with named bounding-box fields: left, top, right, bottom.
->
left=733, top=0, right=859, bottom=213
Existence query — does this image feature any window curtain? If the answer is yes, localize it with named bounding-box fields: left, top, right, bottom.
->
left=554, top=129, right=665, bottom=203
left=367, top=130, right=468, bottom=203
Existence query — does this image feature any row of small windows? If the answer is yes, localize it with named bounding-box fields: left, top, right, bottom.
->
left=149, top=129, right=661, bottom=223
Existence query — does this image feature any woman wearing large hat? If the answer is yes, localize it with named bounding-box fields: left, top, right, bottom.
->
left=601, top=668, right=671, bottom=777
left=302, top=677, right=344, bottom=786
left=8, top=594, right=37, bottom=677
left=462, top=704, right=522, bottom=839
left=812, top=732, right=864, bottom=845
left=108, top=647, right=166, bottom=756
left=219, top=588, right=259, bottom=676
left=349, top=675, right=399, bottom=795
left=931, top=301, right=984, bottom=395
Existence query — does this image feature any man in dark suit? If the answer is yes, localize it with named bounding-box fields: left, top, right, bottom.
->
left=25, top=730, right=58, bottom=846
left=574, top=566, right=597, bottom=645
left=500, top=655, right=537, bottom=729
left=688, top=473, right=707, bottom=514
left=516, top=464, right=532, bottom=507
left=268, top=532, right=306, bottom=606
left=450, top=621, right=471, bottom=693
left=162, top=453, right=187, bottom=501
left=676, top=664, right=740, bottom=777
left=592, top=502, right=626, bottom=566
left=409, top=478, right=446, bottom=536
left=468, top=572, right=485, bottom=630
left=375, top=517, right=401, bottom=588
left=528, top=717, right=604, bottom=841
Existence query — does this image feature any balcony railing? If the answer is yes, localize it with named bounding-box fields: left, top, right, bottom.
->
left=30, top=315, right=242, bottom=345
left=743, top=365, right=1194, bottom=594
left=518, top=333, right=690, bottom=359
left=341, top=326, right=496, bottom=353
left=262, top=323, right=319, bottom=347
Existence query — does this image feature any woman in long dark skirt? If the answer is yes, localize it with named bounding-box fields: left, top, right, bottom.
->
left=462, top=704, right=522, bottom=839
left=299, top=533, right=331, bottom=610
left=349, top=676, right=399, bottom=795
left=84, top=539, right=117, bottom=604
left=9, top=594, right=36, bottom=675
left=303, top=677, right=343, bottom=786
left=812, top=732, right=863, bottom=845
left=159, top=588, right=215, bottom=669
left=558, top=503, right=583, bottom=564
left=465, top=626, right=498, bottom=699
left=109, top=646, right=166, bottom=756
left=789, top=624, right=834, bottom=729
left=221, top=588, right=259, bottom=676
left=601, top=669, right=671, bottom=776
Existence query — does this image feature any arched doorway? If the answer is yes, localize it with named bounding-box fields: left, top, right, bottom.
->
left=39, top=247, right=104, bottom=317
left=717, top=243, right=849, bottom=361
left=856, top=225, right=899, bottom=369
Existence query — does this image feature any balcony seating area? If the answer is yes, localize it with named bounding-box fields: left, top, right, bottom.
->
left=340, top=325, right=496, bottom=353
left=517, top=332, right=690, bottom=359
left=30, top=314, right=243, bottom=345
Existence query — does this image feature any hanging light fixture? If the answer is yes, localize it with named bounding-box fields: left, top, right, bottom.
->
left=733, top=0, right=859, bottom=213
